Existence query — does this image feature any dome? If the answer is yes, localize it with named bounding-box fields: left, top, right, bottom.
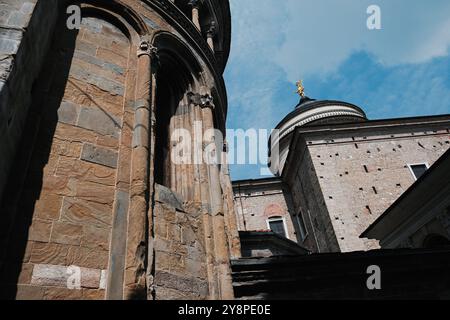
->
left=269, top=96, right=368, bottom=176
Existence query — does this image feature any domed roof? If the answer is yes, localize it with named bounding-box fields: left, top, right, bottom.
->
left=268, top=92, right=368, bottom=176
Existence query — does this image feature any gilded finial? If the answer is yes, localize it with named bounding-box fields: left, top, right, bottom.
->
left=296, top=80, right=306, bottom=98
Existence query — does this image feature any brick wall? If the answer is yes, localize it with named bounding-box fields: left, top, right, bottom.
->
left=233, top=180, right=298, bottom=242
left=286, top=120, right=450, bottom=253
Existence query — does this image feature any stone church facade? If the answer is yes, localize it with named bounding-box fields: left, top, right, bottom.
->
left=1, top=0, right=450, bottom=301
left=0, top=0, right=240, bottom=300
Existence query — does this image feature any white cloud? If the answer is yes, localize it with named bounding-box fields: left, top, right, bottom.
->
left=229, top=0, right=450, bottom=81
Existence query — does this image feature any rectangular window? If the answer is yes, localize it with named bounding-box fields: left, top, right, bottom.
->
left=296, top=212, right=308, bottom=241
left=408, top=163, right=428, bottom=180
left=268, top=218, right=286, bottom=238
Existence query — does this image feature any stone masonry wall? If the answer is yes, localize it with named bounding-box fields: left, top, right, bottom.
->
left=300, top=123, right=450, bottom=253
left=0, top=10, right=131, bottom=299
left=0, top=0, right=60, bottom=206
left=0, top=0, right=236, bottom=300
left=287, top=149, right=341, bottom=253
left=233, top=181, right=298, bottom=242
left=153, top=185, right=209, bottom=300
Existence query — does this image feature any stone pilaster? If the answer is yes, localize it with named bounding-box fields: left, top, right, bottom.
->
left=200, top=97, right=234, bottom=300
left=124, top=39, right=157, bottom=300
left=188, top=0, right=202, bottom=31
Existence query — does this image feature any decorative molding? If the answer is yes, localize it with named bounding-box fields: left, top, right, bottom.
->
left=188, top=92, right=215, bottom=109
left=149, top=0, right=218, bottom=69
left=137, top=39, right=158, bottom=58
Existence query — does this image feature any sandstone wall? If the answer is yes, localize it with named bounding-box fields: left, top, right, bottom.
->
left=1, top=9, right=131, bottom=300
left=0, top=0, right=236, bottom=300
left=0, top=0, right=59, bottom=206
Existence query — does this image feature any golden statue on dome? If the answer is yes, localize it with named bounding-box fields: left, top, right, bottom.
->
left=296, top=80, right=306, bottom=98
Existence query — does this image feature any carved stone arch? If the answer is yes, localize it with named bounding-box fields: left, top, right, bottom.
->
left=150, top=32, right=207, bottom=191
left=72, top=0, right=150, bottom=38
left=152, top=31, right=205, bottom=83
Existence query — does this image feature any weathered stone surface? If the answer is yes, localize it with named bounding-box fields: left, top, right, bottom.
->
left=81, top=225, right=110, bottom=250
left=106, top=190, right=128, bottom=299
left=31, top=264, right=68, bottom=287
left=81, top=289, right=105, bottom=300
left=100, top=270, right=107, bottom=290
left=51, top=222, right=83, bottom=246
left=0, top=0, right=237, bottom=302
left=77, top=106, right=121, bottom=138
left=61, top=197, right=112, bottom=228
left=43, top=287, right=82, bottom=300
left=70, top=64, right=125, bottom=96
left=67, top=246, right=109, bottom=270
left=30, top=242, right=69, bottom=265
left=29, top=219, right=52, bottom=242
left=54, top=123, right=98, bottom=144
left=155, top=184, right=184, bottom=211
left=81, top=143, right=118, bottom=169
left=57, top=101, right=79, bottom=125
left=55, top=157, right=116, bottom=186
left=34, top=194, right=63, bottom=221
left=16, top=285, right=45, bottom=300
left=30, top=263, right=103, bottom=289
left=18, top=263, right=33, bottom=285
left=74, top=181, right=115, bottom=206
left=155, top=270, right=208, bottom=297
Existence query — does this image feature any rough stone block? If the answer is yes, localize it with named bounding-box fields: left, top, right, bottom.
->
left=77, top=106, right=121, bottom=138
left=51, top=222, right=83, bottom=246
left=81, top=143, right=118, bottom=168
left=29, top=219, right=52, bottom=242
left=30, top=242, right=69, bottom=265
left=155, top=184, right=184, bottom=211
left=0, top=38, right=20, bottom=55
left=57, top=101, right=79, bottom=125
left=61, top=197, right=112, bottom=228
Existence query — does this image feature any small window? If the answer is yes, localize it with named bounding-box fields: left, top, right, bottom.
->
left=267, top=217, right=286, bottom=238
left=296, top=212, right=308, bottom=241
left=408, top=163, right=428, bottom=180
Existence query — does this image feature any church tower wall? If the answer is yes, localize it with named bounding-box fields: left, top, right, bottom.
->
left=283, top=116, right=450, bottom=253
left=0, top=0, right=238, bottom=300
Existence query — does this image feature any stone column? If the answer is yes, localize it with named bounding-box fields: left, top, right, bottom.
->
left=206, top=21, right=216, bottom=51
left=221, top=142, right=242, bottom=259
left=200, top=95, right=234, bottom=300
left=188, top=0, right=201, bottom=30
left=124, top=39, right=157, bottom=300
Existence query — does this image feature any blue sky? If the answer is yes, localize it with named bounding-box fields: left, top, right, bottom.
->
left=224, top=0, right=450, bottom=181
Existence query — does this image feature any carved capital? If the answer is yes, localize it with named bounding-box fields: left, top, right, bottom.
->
left=188, top=0, right=202, bottom=9
left=138, top=39, right=158, bottom=58
left=188, top=92, right=215, bottom=109
left=207, top=21, right=217, bottom=37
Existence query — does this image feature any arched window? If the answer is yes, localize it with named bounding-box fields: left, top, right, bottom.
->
left=153, top=34, right=203, bottom=197
left=267, top=216, right=287, bottom=238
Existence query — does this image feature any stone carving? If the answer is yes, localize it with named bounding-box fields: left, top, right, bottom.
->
left=137, top=39, right=158, bottom=58
left=187, top=92, right=215, bottom=109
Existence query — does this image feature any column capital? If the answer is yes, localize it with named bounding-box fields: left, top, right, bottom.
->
left=188, top=0, right=202, bottom=9
left=137, top=39, right=158, bottom=58
left=188, top=92, right=215, bottom=109
left=207, top=21, right=217, bottom=37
